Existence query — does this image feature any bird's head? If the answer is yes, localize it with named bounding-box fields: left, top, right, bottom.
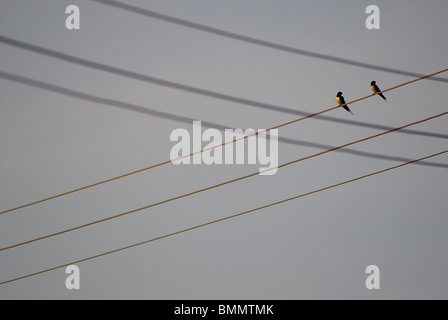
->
left=337, top=91, right=343, bottom=97
left=371, top=81, right=376, bottom=85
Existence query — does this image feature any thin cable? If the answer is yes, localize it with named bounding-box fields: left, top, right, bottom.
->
left=1, top=71, right=446, bottom=171
left=1, top=35, right=447, bottom=122
left=2, top=70, right=447, bottom=140
left=0, top=68, right=447, bottom=216
left=1, top=111, right=447, bottom=251
left=1, top=149, right=446, bottom=286
left=0, top=35, right=325, bottom=118
left=91, top=0, right=448, bottom=83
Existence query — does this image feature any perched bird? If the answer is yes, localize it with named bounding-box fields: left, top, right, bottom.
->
left=371, top=81, right=387, bottom=102
left=336, top=91, right=353, bottom=114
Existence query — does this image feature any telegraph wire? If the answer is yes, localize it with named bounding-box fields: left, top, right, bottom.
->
left=1, top=110, right=447, bottom=251
left=1, top=71, right=446, bottom=170
left=1, top=35, right=447, bottom=122
left=0, top=67, right=447, bottom=215
left=1, top=149, right=446, bottom=286
left=0, top=2, right=446, bottom=287
left=0, top=35, right=315, bottom=118
left=91, top=0, right=448, bottom=83
left=2, top=70, right=447, bottom=141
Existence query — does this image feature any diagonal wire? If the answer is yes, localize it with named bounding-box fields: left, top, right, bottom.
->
left=1, top=70, right=447, bottom=140
left=1, top=149, right=446, bottom=286
left=1, top=70, right=447, bottom=170
left=91, top=0, right=448, bottom=83
left=1, top=110, right=447, bottom=251
left=0, top=35, right=447, bottom=122
left=0, top=67, right=447, bottom=215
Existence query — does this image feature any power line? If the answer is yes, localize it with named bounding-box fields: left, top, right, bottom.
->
left=1, top=70, right=447, bottom=172
left=91, top=0, right=448, bottom=83
left=1, top=35, right=447, bottom=123
left=1, top=35, right=447, bottom=138
left=2, top=70, right=447, bottom=141
left=1, top=149, right=446, bottom=286
left=0, top=2, right=446, bottom=287
left=1, top=110, right=446, bottom=251
left=0, top=67, right=447, bottom=216
left=0, top=35, right=316, bottom=118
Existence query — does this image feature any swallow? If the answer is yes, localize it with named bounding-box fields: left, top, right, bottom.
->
left=336, top=91, right=353, bottom=115
left=371, top=81, right=387, bottom=102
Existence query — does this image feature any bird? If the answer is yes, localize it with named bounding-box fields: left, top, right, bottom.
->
left=336, top=91, right=353, bottom=114
left=371, top=81, right=387, bottom=102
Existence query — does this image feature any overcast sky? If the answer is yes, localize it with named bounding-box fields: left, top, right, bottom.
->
left=1, top=0, right=447, bottom=299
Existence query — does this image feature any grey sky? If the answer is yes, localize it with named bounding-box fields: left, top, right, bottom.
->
left=0, top=0, right=447, bottom=299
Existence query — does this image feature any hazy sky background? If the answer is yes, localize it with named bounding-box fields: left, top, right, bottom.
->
left=1, top=0, right=447, bottom=299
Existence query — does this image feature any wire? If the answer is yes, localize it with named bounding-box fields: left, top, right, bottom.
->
left=0, top=3, right=446, bottom=287
left=1, top=149, right=446, bottom=286
left=1, top=71, right=447, bottom=172
left=0, top=35, right=318, bottom=118
left=1, top=35, right=447, bottom=123
left=0, top=67, right=447, bottom=216
left=2, top=70, right=447, bottom=141
left=91, top=0, right=448, bottom=83
left=1, top=110, right=446, bottom=251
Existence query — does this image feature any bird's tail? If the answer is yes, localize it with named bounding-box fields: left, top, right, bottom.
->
left=343, top=105, right=354, bottom=115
